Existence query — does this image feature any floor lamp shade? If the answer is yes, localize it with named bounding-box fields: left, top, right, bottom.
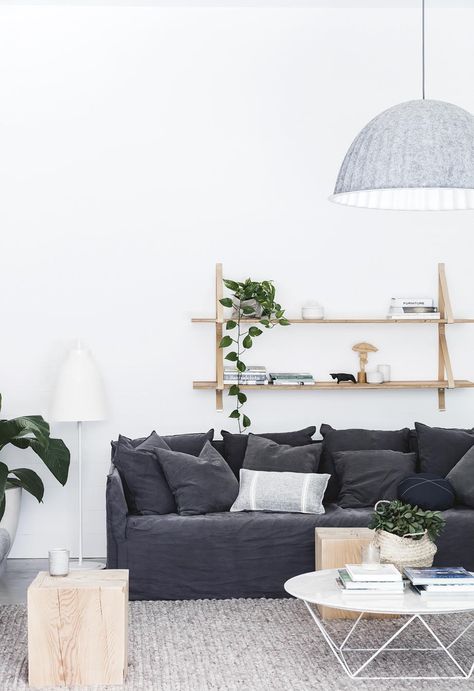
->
left=51, top=343, right=106, bottom=422
left=330, top=100, right=474, bottom=211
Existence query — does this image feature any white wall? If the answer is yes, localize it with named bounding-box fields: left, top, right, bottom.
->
left=1, top=4, right=474, bottom=557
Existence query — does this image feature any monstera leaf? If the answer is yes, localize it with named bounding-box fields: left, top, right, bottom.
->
left=0, top=406, right=70, bottom=522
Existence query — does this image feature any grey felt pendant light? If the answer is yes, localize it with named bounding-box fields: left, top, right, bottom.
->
left=330, top=2, right=474, bottom=211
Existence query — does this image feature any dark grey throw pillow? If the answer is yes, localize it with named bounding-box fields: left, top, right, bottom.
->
left=156, top=442, right=239, bottom=516
left=111, top=429, right=214, bottom=459
left=415, top=422, right=474, bottom=476
left=113, top=434, right=176, bottom=515
left=243, top=434, right=322, bottom=473
left=221, top=426, right=316, bottom=477
left=446, top=446, right=474, bottom=507
left=320, top=424, right=411, bottom=501
left=333, top=449, right=416, bottom=509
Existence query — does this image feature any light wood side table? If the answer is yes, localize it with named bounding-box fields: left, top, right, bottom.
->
left=315, top=527, right=386, bottom=620
left=28, top=569, right=128, bottom=687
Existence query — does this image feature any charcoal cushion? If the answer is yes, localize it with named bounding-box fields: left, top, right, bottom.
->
left=157, top=442, right=239, bottom=516
left=111, top=429, right=214, bottom=459
left=398, top=472, right=455, bottom=511
left=243, top=434, right=322, bottom=473
left=447, top=446, right=474, bottom=507
left=221, top=426, right=316, bottom=477
left=333, top=449, right=416, bottom=508
left=415, top=422, right=474, bottom=476
left=320, top=424, right=411, bottom=500
left=113, top=434, right=176, bottom=515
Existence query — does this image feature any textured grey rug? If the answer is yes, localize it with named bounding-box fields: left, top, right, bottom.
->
left=2, top=599, right=474, bottom=690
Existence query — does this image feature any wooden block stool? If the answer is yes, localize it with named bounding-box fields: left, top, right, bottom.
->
left=28, top=569, right=128, bottom=687
left=315, top=527, right=391, bottom=620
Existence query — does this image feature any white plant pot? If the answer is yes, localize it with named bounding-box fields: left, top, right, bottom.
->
left=0, top=486, right=22, bottom=557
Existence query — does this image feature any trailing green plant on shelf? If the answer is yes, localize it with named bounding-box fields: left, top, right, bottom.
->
left=0, top=393, right=70, bottom=521
left=219, top=277, right=290, bottom=431
left=369, top=499, right=445, bottom=542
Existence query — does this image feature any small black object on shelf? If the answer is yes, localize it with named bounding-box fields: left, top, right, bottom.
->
left=330, top=373, right=357, bottom=384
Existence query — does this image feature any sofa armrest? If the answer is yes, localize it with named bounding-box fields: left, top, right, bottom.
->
left=106, top=465, right=128, bottom=544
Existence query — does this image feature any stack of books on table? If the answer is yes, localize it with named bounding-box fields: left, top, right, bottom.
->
left=269, top=372, right=315, bottom=386
left=337, top=564, right=404, bottom=595
left=405, top=567, right=474, bottom=599
left=224, top=366, right=268, bottom=385
left=387, top=297, right=440, bottom=320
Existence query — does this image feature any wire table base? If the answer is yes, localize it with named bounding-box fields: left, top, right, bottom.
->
left=304, top=601, right=474, bottom=680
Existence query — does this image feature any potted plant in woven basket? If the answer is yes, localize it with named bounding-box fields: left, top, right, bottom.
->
left=369, top=499, right=446, bottom=572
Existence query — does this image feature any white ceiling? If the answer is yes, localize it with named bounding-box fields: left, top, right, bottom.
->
left=1, top=0, right=473, bottom=7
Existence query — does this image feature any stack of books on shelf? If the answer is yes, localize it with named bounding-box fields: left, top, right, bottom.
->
left=405, top=567, right=474, bottom=599
left=337, top=563, right=404, bottom=595
left=387, top=297, right=440, bottom=320
left=224, top=366, right=268, bottom=385
left=269, top=372, right=315, bottom=386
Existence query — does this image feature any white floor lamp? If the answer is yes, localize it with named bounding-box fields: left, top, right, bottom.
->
left=51, top=341, right=106, bottom=570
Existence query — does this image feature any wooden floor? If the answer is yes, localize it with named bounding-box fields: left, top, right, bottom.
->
left=0, top=559, right=106, bottom=605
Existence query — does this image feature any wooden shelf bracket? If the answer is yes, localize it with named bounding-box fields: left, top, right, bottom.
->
left=215, top=262, right=224, bottom=411
left=194, top=262, right=473, bottom=412
left=437, top=263, right=455, bottom=410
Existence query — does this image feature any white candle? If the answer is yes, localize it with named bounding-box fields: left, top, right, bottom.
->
left=49, top=548, right=70, bottom=577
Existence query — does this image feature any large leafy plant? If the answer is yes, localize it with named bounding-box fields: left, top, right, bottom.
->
left=219, top=277, right=289, bottom=431
left=369, top=500, right=445, bottom=542
left=0, top=394, right=70, bottom=521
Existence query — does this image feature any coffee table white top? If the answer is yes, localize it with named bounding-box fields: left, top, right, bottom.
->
left=285, top=569, right=474, bottom=615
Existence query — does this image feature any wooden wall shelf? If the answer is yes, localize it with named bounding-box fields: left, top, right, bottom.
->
left=193, top=380, right=474, bottom=391
left=192, top=263, right=474, bottom=411
left=192, top=317, right=474, bottom=325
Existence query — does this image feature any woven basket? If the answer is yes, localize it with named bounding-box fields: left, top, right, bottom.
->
left=372, top=500, right=437, bottom=572
left=373, top=530, right=437, bottom=572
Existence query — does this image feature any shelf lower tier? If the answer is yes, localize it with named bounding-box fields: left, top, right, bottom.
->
left=193, top=380, right=474, bottom=391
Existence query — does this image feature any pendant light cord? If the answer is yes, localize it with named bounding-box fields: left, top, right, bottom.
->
left=422, top=0, right=425, bottom=99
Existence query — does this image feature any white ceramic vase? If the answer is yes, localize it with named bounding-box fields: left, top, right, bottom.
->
left=0, top=486, right=22, bottom=557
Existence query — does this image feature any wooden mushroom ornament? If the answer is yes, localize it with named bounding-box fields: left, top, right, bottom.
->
left=352, top=342, right=378, bottom=383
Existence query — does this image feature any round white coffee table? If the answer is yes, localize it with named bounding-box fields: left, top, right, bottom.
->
left=285, top=569, right=474, bottom=680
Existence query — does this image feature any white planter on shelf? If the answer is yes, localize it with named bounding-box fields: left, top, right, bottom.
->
left=0, top=486, right=22, bottom=557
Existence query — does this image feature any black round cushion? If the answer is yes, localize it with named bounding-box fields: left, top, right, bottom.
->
left=397, top=472, right=455, bottom=511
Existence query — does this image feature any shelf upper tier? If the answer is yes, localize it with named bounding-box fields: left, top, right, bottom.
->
left=191, top=317, right=474, bottom=324
left=193, top=380, right=474, bottom=391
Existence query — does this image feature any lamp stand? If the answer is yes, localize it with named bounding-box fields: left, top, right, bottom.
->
left=69, top=420, right=105, bottom=571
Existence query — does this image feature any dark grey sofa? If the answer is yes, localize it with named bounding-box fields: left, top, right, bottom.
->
left=106, top=442, right=474, bottom=600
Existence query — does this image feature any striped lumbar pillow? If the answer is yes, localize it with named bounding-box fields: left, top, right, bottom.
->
left=230, top=469, right=330, bottom=514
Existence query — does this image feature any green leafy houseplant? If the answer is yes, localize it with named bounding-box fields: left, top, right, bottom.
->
left=219, top=278, right=290, bottom=431
left=0, top=394, right=70, bottom=521
left=369, top=499, right=445, bottom=542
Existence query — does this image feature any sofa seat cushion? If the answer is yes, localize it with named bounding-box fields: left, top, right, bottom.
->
left=124, top=505, right=374, bottom=599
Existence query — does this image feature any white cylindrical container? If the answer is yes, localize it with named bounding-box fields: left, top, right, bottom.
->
left=361, top=543, right=381, bottom=569
left=377, top=364, right=391, bottom=382
left=301, top=301, right=324, bottom=320
left=366, top=370, right=384, bottom=384
left=49, top=548, right=70, bottom=577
